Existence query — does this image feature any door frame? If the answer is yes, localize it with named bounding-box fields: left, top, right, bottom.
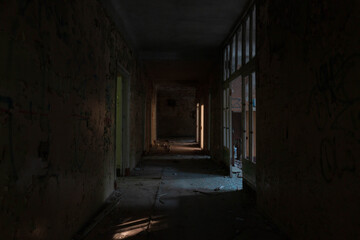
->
left=115, top=64, right=130, bottom=177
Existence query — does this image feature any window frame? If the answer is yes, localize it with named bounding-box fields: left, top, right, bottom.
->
left=222, top=2, right=257, bottom=166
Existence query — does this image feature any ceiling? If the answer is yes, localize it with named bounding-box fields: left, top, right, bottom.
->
left=101, top=0, right=249, bottom=59
left=101, top=0, right=249, bottom=87
left=144, top=59, right=216, bottom=86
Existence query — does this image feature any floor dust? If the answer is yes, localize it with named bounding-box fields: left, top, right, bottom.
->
left=83, top=140, right=287, bottom=240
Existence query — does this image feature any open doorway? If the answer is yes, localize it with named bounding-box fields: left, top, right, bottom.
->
left=156, top=87, right=196, bottom=140
left=226, top=73, right=256, bottom=179
left=150, top=86, right=199, bottom=154
left=196, top=103, right=199, bottom=143
left=200, top=104, right=204, bottom=149
left=230, top=77, right=242, bottom=175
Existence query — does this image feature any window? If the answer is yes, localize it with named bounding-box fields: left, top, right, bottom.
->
left=231, top=35, right=236, bottom=73
left=245, top=16, right=250, bottom=63
left=252, top=6, right=256, bottom=58
left=223, top=89, right=230, bottom=149
left=237, top=27, right=242, bottom=69
left=223, top=3, right=256, bottom=169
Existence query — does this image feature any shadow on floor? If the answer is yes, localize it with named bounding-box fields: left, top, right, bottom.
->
left=84, top=190, right=287, bottom=240
left=135, top=158, right=228, bottom=177
left=82, top=154, right=287, bottom=240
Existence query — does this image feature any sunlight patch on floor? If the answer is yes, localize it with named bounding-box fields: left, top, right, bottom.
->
left=112, top=215, right=168, bottom=239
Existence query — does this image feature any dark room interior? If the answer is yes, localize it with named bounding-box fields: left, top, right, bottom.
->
left=0, top=0, right=359, bottom=239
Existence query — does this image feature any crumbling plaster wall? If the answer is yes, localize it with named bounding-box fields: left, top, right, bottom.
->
left=0, top=0, right=145, bottom=239
left=257, top=0, right=360, bottom=239
left=157, top=87, right=196, bottom=138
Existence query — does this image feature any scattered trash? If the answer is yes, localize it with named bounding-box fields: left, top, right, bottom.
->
left=214, top=186, right=224, bottom=191
left=157, top=193, right=167, bottom=204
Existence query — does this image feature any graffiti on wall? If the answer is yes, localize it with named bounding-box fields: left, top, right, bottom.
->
left=0, top=96, right=17, bottom=181
left=308, top=53, right=360, bottom=182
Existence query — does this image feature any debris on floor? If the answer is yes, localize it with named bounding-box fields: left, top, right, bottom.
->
left=214, top=186, right=224, bottom=191
left=83, top=144, right=286, bottom=240
left=193, top=190, right=220, bottom=196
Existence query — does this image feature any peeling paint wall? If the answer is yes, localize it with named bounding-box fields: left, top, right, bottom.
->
left=257, top=0, right=360, bottom=239
left=0, top=0, right=145, bottom=239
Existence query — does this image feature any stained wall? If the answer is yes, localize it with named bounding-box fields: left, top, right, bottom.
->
left=257, top=0, right=360, bottom=239
left=0, top=0, right=145, bottom=239
left=157, top=87, right=196, bottom=138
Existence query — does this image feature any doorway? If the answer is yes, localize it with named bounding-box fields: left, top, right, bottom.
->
left=196, top=103, right=200, bottom=143
left=200, top=104, right=204, bottom=149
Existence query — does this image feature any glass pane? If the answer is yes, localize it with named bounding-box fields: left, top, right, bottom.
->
left=224, top=128, right=226, bottom=147
left=245, top=16, right=250, bottom=63
left=225, top=47, right=228, bottom=80
left=252, top=6, right=256, bottom=58
left=252, top=72, right=256, bottom=163
left=231, top=76, right=242, bottom=162
left=231, top=35, right=236, bottom=73
left=227, top=109, right=230, bottom=148
left=223, top=49, right=227, bottom=81
left=225, top=88, right=229, bottom=108
left=223, top=89, right=227, bottom=147
left=226, top=88, right=230, bottom=148
left=223, top=89, right=226, bottom=108
left=245, top=76, right=249, bottom=159
left=231, top=77, right=242, bottom=112
left=237, top=27, right=242, bottom=69
left=252, top=72, right=256, bottom=111
left=227, top=45, right=230, bottom=79
left=223, top=109, right=226, bottom=128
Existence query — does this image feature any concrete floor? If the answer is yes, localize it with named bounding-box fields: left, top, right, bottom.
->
left=83, top=141, right=287, bottom=240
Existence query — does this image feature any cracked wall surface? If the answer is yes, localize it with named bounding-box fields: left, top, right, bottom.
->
left=0, top=0, right=145, bottom=239
left=257, top=0, right=360, bottom=239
